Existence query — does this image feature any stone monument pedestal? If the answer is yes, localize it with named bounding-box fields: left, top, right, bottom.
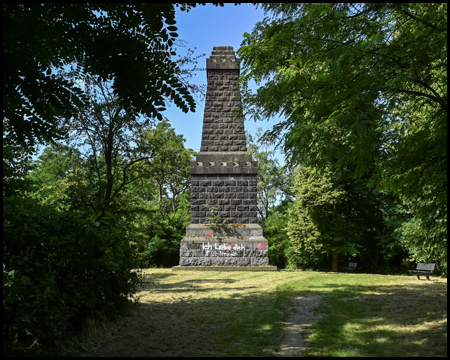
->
left=172, top=265, right=277, bottom=271
left=176, top=224, right=274, bottom=267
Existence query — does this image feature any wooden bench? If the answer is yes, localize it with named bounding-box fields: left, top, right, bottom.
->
left=409, top=263, right=436, bottom=280
left=343, top=262, right=357, bottom=272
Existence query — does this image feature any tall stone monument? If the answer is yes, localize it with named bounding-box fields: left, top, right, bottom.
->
left=174, top=46, right=276, bottom=270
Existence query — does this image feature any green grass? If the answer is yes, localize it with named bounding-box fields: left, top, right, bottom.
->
left=75, top=270, right=446, bottom=357
left=276, top=273, right=447, bottom=357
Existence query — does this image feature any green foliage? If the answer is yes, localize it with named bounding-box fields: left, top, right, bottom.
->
left=286, top=166, right=384, bottom=270
left=3, top=121, right=35, bottom=197
left=263, top=201, right=292, bottom=268
left=138, top=119, right=196, bottom=211
left=246, top=128, right=292, bottom=223
left=28, top=119, right=194, bottom=270
left=287, top=166, right=347, bottom=269
left=27, top=143, right=84, bottom=204
left=3, top=197, right=140, bottom=356
left=8, top=87, right=194, bottom=355
left=3, top=3, right=198, bottom=148
left=398, top=217, right=447, bottom=274
left=202, top=204, right=231, bottom=243
left=246, top=127, right=293, bottom=267
left=29, top=77, right=194, bottom=214
left=374, top=195, right=410, bottom=262
left=131, top=209, right=189, bottom=269
left=238, top=3, right=447, bottom=267
left=129, top=191, right=191, bottom=268
left=3, top=4, right=211, bottom=355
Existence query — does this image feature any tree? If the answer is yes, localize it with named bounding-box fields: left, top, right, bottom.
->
left=3, top=4, right=209, bottom=354
left=29, top=78, right=195, bottom=217
left=138, top=120, right=195, bottom=212
left=3, top=3, right=201, bottom=148
left=287, top=165, right=383, bottom=271
left=25, top=74, right=154, bottom=215
left=3, top=120, right=35, bottom=197
left=238, top=3, right=447, bottom=263
left=246, top=128, right=292, bottom=223
left=263, top=200, right=292, bottom=269
left=29, top=108, right=194, bottom=269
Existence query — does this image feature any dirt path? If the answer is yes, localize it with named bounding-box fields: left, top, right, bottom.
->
left=278, top=294, right=325, bottom=357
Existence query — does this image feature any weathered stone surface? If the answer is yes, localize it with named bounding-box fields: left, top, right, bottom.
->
left=191, top=46, right=258, bottom=224
left=179, top=235, right=269, bottom=266
left=190, top=174, right=257, bottom=224
left=200, top=68, right=246, bottom=153
left=176, top=46, right=274, bottom=268
left=172, top=265, right=278, bottom=271
left=185, top=224, right=263, bottom=237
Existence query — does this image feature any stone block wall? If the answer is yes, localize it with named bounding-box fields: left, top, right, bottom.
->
left=177, top=46, right=272, bottom=268
left=179, top=240, right=269, bottom=266
left=200, top=69, right=246, bottom=152
left=179, top=224, right=269, bottom=266
left=190, top=174, right=258, bottom=224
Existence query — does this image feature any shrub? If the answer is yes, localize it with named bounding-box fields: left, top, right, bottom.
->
left=3, top=197, right=140, bottom=356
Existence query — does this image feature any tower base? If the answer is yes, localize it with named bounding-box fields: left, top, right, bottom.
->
left=178, top=224, right=271, bottom=267
left=172, top=265, right=277, bottom=271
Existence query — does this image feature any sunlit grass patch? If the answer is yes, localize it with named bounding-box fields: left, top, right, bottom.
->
left=73, top=270, right=446, bottom=357
left=302, top=276, right=447, bottom=357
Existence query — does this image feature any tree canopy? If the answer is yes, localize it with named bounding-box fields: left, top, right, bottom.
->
left=238, top=3, right=447, bottom=260
left=3, top=3, right=199, bottom=146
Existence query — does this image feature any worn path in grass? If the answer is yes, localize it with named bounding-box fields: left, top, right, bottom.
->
left=79, top=270, right=447, bottom=357
left=278, top=294, right=325, bottom=357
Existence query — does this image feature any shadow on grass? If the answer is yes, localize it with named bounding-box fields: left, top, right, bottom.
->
left=84, top=289, right=287, bottom=357
left=284, top=281, right=447, bottom=357
left=141, top=272, right=178, bottom=280
left=140, top=274, right=258, bottom=294
left=83, top=273, right=446, bottom=357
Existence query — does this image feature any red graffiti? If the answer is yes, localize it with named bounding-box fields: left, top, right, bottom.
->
left=206, top=231, right=215, bottom=237
left=257, top=243, right=268, bottom=249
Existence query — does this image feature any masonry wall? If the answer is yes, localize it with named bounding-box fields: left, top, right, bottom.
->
left=179, top=46, right=271, bottom=267
left=190, top=174, right=258, bottom=224
left=200, top=69, right=246, bottom=152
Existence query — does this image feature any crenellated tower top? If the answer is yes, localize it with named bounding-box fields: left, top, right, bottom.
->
left=206, top=46, right=241, bottom=70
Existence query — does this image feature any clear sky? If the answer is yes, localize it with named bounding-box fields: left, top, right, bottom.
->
left=165, top=4, right=285, bottom=163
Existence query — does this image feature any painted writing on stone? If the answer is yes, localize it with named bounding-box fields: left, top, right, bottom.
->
left=201, top=242, right=247, bottom=257
left=185, top=242, right=268, bottom=257
left=202, top=242, right=246, bottom=251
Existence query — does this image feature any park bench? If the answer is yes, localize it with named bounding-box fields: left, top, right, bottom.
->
left=409, top=263, right=435, bottom=280
left=343, top=262, right=357, bottom=272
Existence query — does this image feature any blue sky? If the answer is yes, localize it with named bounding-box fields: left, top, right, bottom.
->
left=165, top=4, right=285, bottom=163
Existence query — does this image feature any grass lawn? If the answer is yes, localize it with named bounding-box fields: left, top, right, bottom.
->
left=76, top=269, right=446, bottom=357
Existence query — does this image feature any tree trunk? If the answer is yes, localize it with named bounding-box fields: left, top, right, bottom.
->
left=375, top=243, right=379, bottom=268
left=158, top=183, right=162, bottom=203
left=104, top=145, right=114, bottom=210
left=332, top=251, right=339, bottom=272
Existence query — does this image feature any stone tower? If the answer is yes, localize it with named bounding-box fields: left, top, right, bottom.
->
left=176, top=46, right=275, bottom=269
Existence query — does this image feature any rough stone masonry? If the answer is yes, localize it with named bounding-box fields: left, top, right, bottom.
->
left=177, top=46, right=275, bottom=268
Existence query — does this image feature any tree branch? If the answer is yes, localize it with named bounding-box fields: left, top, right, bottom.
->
left=346, top=4, right=376, bottom=19
left=401, top=9, right=441, bottom=31
left=110, top=156, right=150, bottom=200
left=398, top=89, right=447, bottom=111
